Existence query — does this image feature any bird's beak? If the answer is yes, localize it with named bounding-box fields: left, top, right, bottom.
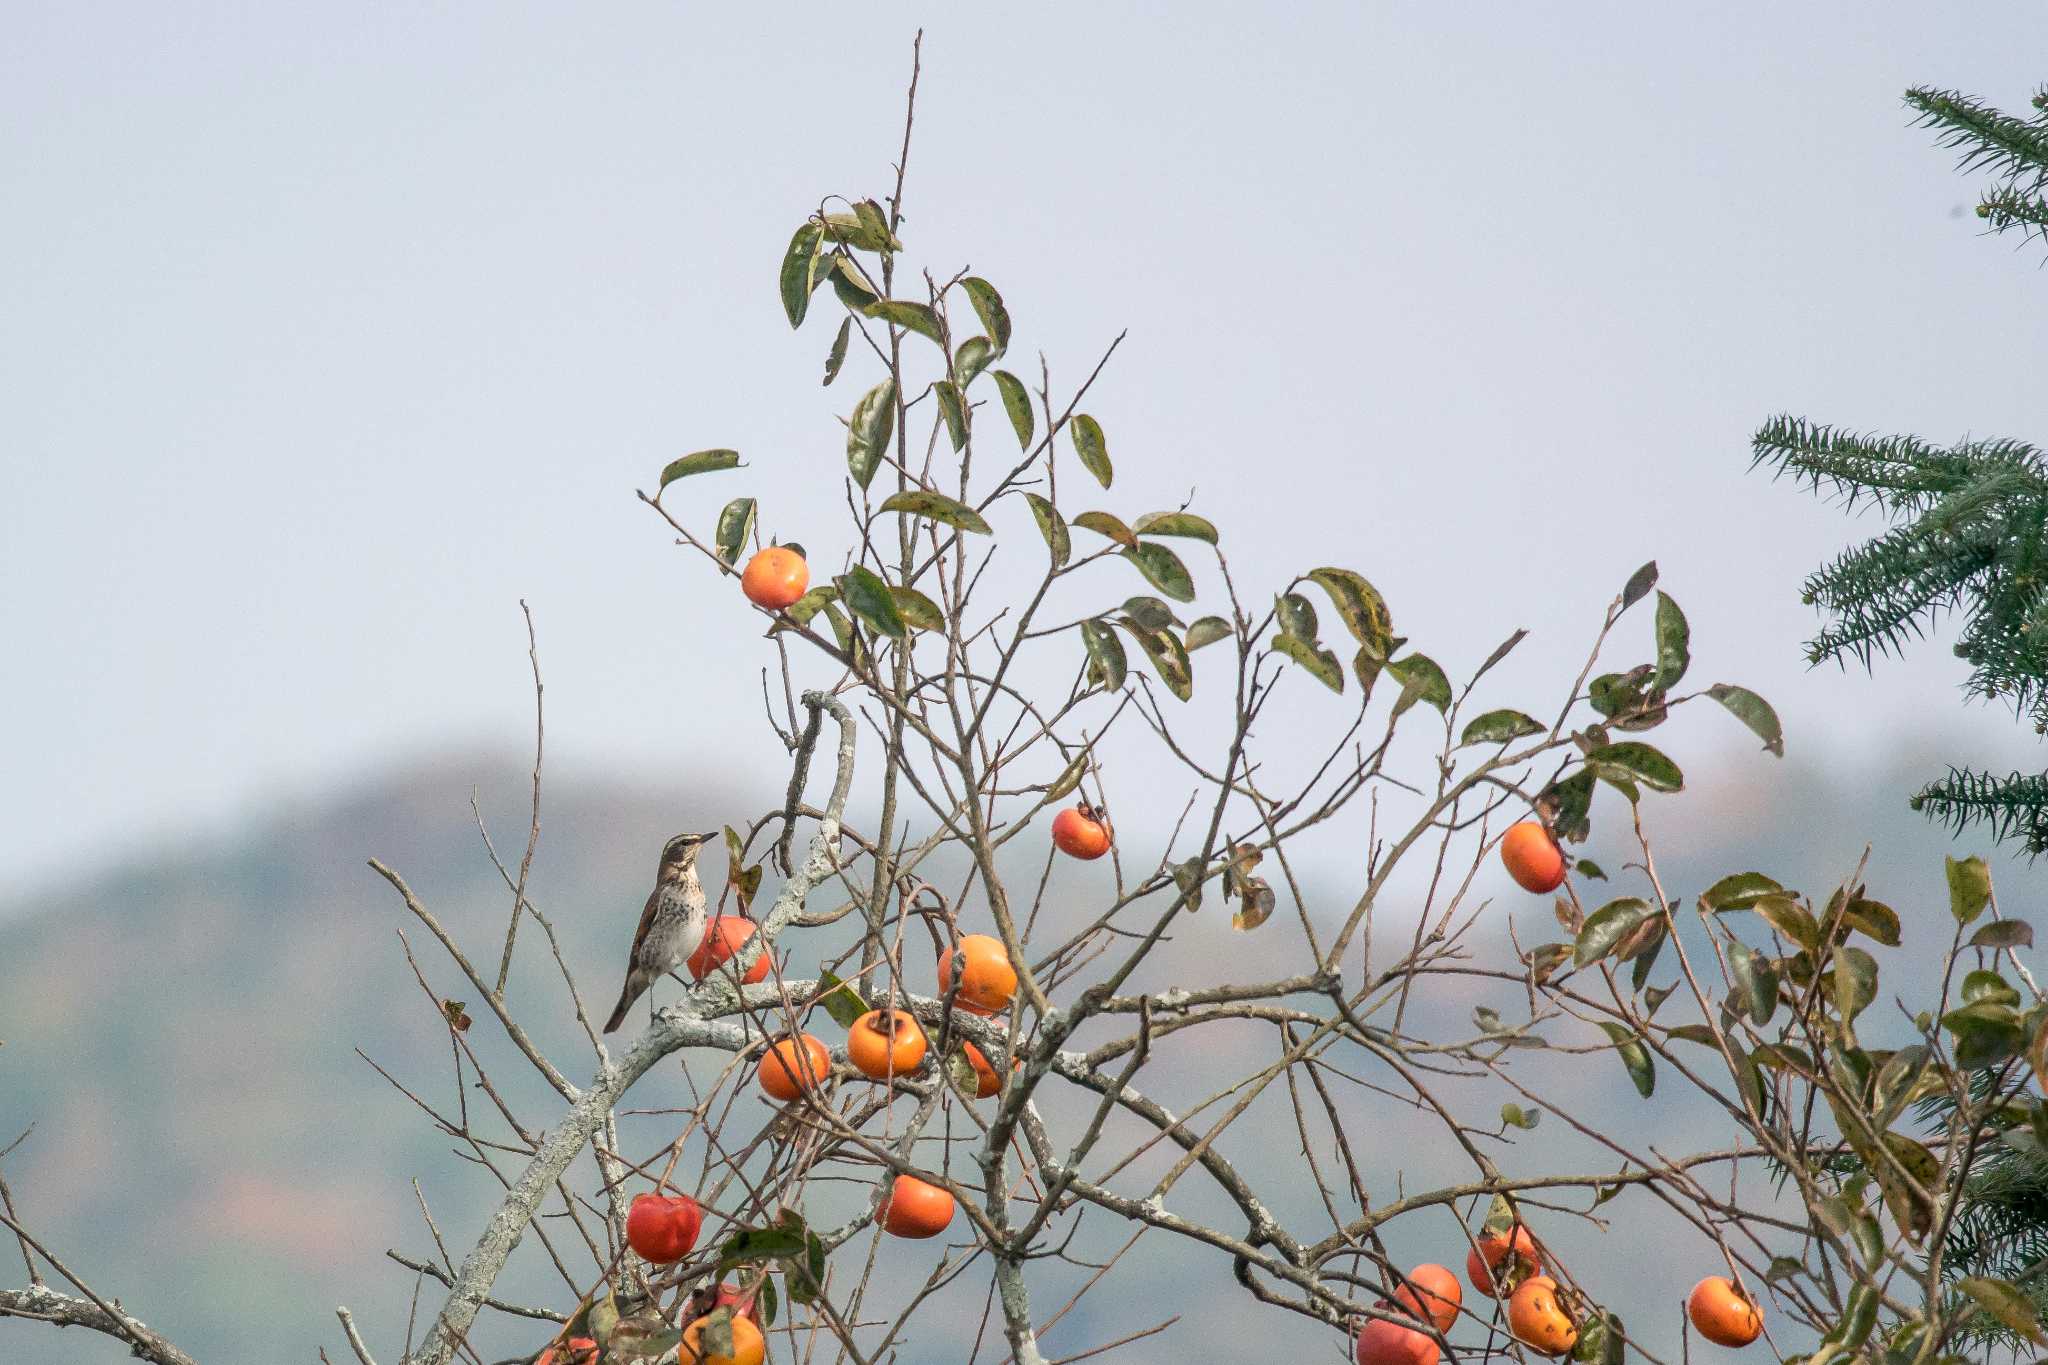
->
left=699, top=831, right=719, bottom=843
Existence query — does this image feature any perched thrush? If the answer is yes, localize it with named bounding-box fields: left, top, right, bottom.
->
left=603, top=831, right=714, bottom=1033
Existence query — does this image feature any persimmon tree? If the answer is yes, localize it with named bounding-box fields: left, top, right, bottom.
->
left=6, top=42, right=2048, bottom=1365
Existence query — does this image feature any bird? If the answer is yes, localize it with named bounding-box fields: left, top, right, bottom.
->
left=604, top=830, right=716, bottom=1033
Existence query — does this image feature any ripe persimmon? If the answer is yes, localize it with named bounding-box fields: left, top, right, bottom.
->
left=689, top=915, right=770, bottom=985
left=757, top=1033, right=831, bottom=1102
left=938, top=933, right=1017, bottom=1015
left=1687, top=1276, right=1763, bottom=1347
left=741, top=546, right=809, bottom=611
left=878, top=1173, right=956, bottom=1239
left=962, top=1041, right=1010, bottom=1098
left=625, top=1191, right=703, bottom=1263
left=707, top=1282, right=758, bottom=1322
left=847, top=1008, right=926, bottom=1080
left=1393, top=1263, right=1462, bottom=1333
left=1355, top=1309, right=1439, bottom=1365
left=536, top=1338, right=599, bottom=1365
left=1051, top=804, right=1112, bottom=860
left=680, top=1311, right=766, bottom=1365
left=1507, top=1275, right=1578, bottom=1356
left=1500, top=821, right=1566, bottom=893
left=1466, top=1224, right=1541, bottom=1297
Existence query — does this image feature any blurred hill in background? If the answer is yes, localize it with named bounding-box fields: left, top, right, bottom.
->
left=3, top=736, right=2044, bottom=1363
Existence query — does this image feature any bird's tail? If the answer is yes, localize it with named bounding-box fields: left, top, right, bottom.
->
left=604, top=974, right=642, bottom=1034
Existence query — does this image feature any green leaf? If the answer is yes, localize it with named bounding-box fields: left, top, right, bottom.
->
left=1460, top=709, right=1544, bottom=747
left=714, top=498, right=757, bottom=566
left=847, top=380, right=897, bottom=490
left=1352, top=645, right=1383, bottom=697
left=1628, top=918, right=1668, bottom=990
left=780, top=585, right=837, bottom=629
left=856, top=198, right=900, bottom=248
left=1306, top=568, right=1394, bottom=653
left=933, top=380, right=969, bottom=451
left=1751, top=895, right=1821, bottom=953
left=1666, top=1024, right=1719, bottom=1049
left=1475, top=629, right=1528, bottom=684
left=1574, top=899, right=1654, bottom=968
left=1274, top=592, right=1319, bottom=642
left=1958, top=1277, right=2048, bottom=1346
left=1527, top=942, right=1572, bottom=983
left=890, top=586, right=945, bottom=632
left=1872, top=1044, right=1931, bottom=1125
left=821, top=203, right=899, bottom=252
left=1943, top=1001, right=2027, bottom=1068
left=1589, top=668, right=1658, bottom=723
left=1840, top=898, right=1901, bottom=947
left=1542, top=769, right=1596, bottom=844
left=828, top=254, right=879, bottom=310
left=1385, top=653, right=1451, bottom=715
left=1971, top=919, right=2033, bottom=950
left=1132, top=511, right=1219, bottom=543
left=960, top=277, right=1011, bottom=354
left=1573, top=1309, right=1625, bottom=1365
left=1727, top=942, right=1778, bottom=1026
left=779, top=222, right=823, bottom=328
left=1962, top=969, right=2020, bottom=1007
left=1273, top=632, right=1344, bottom=693
left=1705, top=683, right=1785, bottom=758
left=1947, top=854, right=1993, bottom=925
left=1121, top=597, right=1183, bottom=631
left=1811, top=1195, right=1878, bottom=1265
left=1022, top=493, right=1070, bottom=567
left=1652, top=591, right=1690, bottom=691
left=822, top=316, right=851, bottom=386
left=1184, top=616, right=1232, bottom=651
left=1701, top=872, right=1784, bottom=911
left=1596, top=769, right=1641, bottom=804
left=1123, top=542, right=1196, bottom=603
left=819, top=602, right=859, bottom=662
left=838, top=565, right=906, bottom=639
left=659, top=449, right=741, bottom=490
left=992, top=370, right=1034, bottom=449
left=1577, top=858, right=1608, bottom=880
left=1042, top=749, right=1088, bottom=803
left=863, top=298, right=943, bottom=345
left=582, top=1289, right=621, bottom=1344
left=952, top=335, right=995, bottom=389
left=815, top=969, right=870, bottom=1029
left=1763, top=1256, right=1803, bottom=1283
left=1071, top=414, right=1113, bottom=488
left=1118, top=617, right=1193, bottom=700
left=756, top=1278, right=779, bottom=1328
left=718, top=1223, right=808, bottom=1267
left=1597, top=1021, right=1656, bottom=1097
left=1073, top=511, right=1137, bottom=547
left=1832, top=1283, right=1878, bottom=1351
left=879, top=490, right=992, bottom=535
left=1584, top=741, right=1683, bottom=793
left=1750, top=1041, right=1813, bottom=1074
left=1829, top=945, right=1878, bottom=1022
left=697, top=1308, right=735, bottom=1359
left=1621, top=560, right=1658, bottom=610
left=1080, top=618, right=1127, bottom=691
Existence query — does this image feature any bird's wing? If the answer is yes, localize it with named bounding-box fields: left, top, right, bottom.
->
left=628, top=885, right=663, bottom=949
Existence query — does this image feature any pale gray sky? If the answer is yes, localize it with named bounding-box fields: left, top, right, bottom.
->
left=5, top=3, right=2047, bottom=895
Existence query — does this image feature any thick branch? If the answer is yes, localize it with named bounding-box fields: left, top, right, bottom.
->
left=0, top=1285, right=199, bottom=1365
